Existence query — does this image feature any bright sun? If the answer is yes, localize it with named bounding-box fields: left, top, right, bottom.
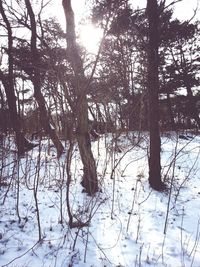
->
left=79, top=24, right=103, bottom=54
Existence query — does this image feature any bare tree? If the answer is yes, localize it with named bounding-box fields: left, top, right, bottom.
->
left=0, top=0, right=35, bottom=155
left=24, top=0, right=64, bottom=157
left=62, top=0, right=98, bottom=195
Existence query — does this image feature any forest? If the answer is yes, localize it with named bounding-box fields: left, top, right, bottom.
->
left=0, top=0, right=200, bottom=266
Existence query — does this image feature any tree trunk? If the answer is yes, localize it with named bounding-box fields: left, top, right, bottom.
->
left=146, top=0, right=165, bottom=190
left=0, top=1, right=35, bottom=156
left=25, top=0, right=64, bottom=157
left=62, top=0, right=98, bottom=195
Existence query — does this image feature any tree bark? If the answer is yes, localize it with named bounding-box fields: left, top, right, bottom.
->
left=62, top=0, right=98, bottom=195
left=25, top=0, right=64, bottom=157
left=146, top=0, right=165, bottom=190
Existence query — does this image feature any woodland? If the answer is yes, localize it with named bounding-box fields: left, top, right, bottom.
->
left=0, top=0, right=200, bottom=266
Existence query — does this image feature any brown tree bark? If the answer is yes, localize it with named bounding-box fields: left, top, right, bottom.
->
left=62, top=0, right=98, bottom=195
left=146, top=0, right=165, bottom=190
left=25, top=0, right=64, bottom=157
left=0, top=1, right=35, bottom=156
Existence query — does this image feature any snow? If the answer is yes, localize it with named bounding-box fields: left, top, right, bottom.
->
left=0, top=132, right=200, bottom=267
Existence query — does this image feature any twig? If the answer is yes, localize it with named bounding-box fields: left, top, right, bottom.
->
left=2, top=241, right=40, bottom=266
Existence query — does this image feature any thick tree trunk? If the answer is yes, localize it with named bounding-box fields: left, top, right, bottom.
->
left=146, top=0, right=165, bottom=190
left=25, top=0, right=64, bottom=157
left=62, top=0, right=98, bottom=195
left=0, top=1, right=35, bottom=156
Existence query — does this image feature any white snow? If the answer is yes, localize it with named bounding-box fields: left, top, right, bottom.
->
left=0, top=132, right=200, bottom=267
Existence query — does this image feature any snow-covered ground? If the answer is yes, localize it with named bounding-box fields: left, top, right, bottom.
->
left=0, top=132, right=200, bottom=267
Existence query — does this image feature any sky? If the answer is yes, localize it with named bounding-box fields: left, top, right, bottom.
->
left=51, top=0, right=200, bottom=26
left=48, top=0, right=199, bottom=53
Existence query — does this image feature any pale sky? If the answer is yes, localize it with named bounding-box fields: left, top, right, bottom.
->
left=51, top=0, right=199, bottom=27
left=48, top=0, right=199, bottom=53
